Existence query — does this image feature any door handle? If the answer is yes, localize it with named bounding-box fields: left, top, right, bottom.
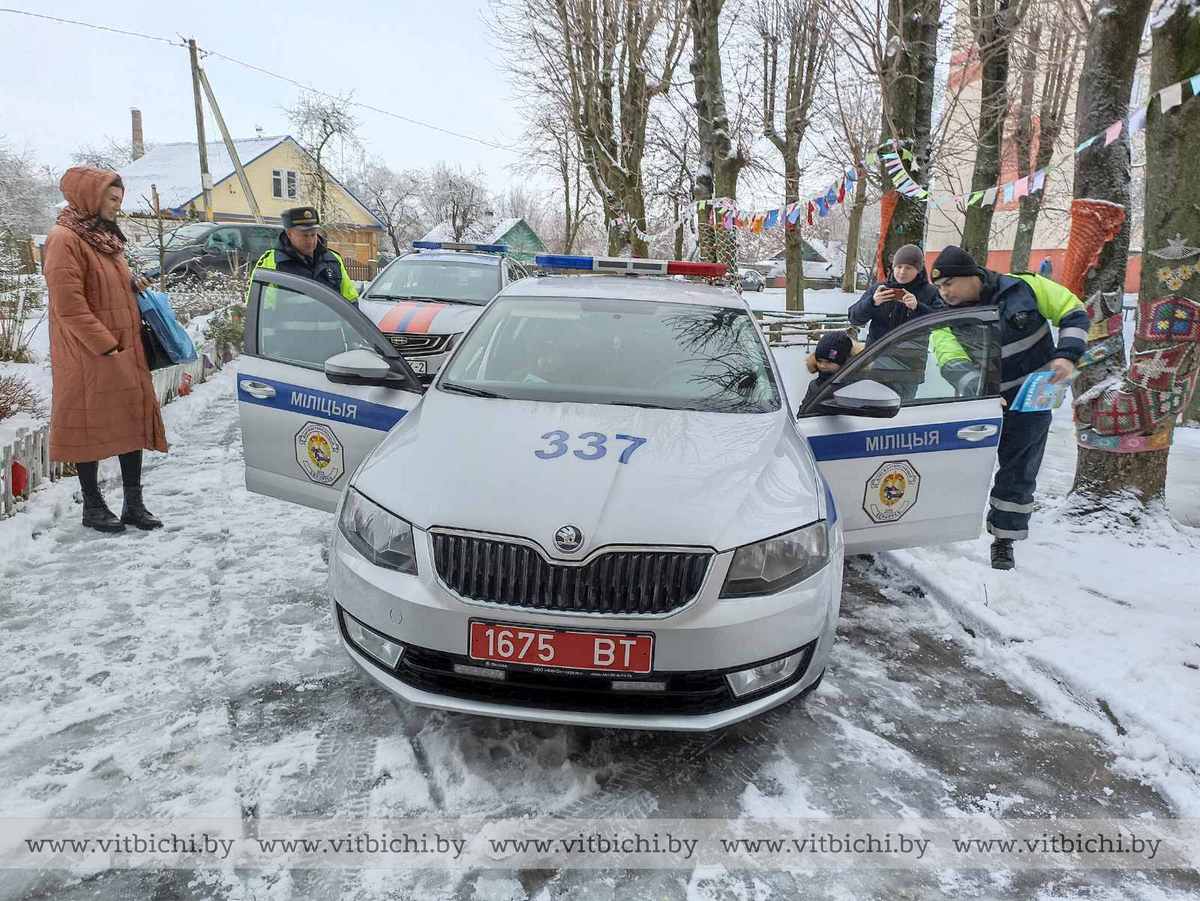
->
left=240, top=380, right=276, bottom=400
left=957, top=424, right=999, bottom=441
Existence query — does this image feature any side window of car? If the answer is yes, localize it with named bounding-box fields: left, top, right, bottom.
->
left=802, top=317, right=999, bottom=414
left=206, top=228, right=243, bottom=253
left=246, top=228, right=278, bottom=261
left=256, top=283, right=374, bottom=370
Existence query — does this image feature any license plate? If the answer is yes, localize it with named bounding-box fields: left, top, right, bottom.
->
left=468, top=621, right=654, bottom=674
left=408, top=358, right=428, bottom=374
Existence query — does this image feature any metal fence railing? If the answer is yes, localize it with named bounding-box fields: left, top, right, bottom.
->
left=752, top=310, right=857, bottom=349
left=0, top=344, right=229, bottom=520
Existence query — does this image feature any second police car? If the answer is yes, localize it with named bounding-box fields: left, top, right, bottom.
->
left=358, top=241, right=529, bottom=376
left=238, top=254, right=1005, bottom=730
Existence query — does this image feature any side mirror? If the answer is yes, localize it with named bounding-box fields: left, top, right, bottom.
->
left=816, top=379, right=902, bottom=419
left=325, top=348, right=395, bottom=386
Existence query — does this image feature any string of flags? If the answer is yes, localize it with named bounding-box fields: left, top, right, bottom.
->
left=645, top=68, right=1200, bottom=235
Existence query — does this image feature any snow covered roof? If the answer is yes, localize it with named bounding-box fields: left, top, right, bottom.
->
left=117, top=136, right=288, bottom=212
left=419, top=217, right=524, bottom=245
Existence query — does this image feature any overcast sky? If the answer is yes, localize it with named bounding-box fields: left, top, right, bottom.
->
left=0, top=1, right=522, bottom=187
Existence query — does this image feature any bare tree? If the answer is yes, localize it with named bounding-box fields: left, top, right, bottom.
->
left=493, top=0, right=689, bottom=256
left=0, top=141, right=57, bottom=245
left=351, top=160, right=424, bottom=254
left=287, top=93, right=359, bottom=222
left=959, top=0, right=1033, bottom=260
left=1067, top=0, right=1153, bottom=504
left=515, top=106, right=596, bottom=254
left=755, top=0, right=830, bottom=310
left=1009, top=1, right=1083, bottom=271
left=70, top=138, right=142, bottom=171
left=422, top=163, right=492, bottom=241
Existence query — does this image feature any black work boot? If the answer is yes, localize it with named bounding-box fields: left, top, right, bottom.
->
left=990, top=538, right=1015, bottom=571
left=121, top=486, right=163, bottom=530
left=82, top=494, right=125, bottom=533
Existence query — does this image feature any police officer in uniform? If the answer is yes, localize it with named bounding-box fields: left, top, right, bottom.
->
left=249, top=206, right=359, bottom=303
left=928, top=246, right=1090, bottom=571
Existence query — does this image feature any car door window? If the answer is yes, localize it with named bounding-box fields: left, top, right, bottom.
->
left=246, top=227, right=278, bottom=260
left=206, top=228, right=243, bottom=254
left=258, top=283, right=376, bottom=370
left=800, top=316, right=999, bottom=414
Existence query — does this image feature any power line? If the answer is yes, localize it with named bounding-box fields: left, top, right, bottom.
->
left=0, top=6, right=519, bottom=154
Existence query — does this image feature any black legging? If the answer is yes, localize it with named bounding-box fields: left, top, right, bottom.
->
left=77, top=450, right=143, bottom=497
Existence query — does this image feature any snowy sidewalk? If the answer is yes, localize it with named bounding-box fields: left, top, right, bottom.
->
left=883, top=405, right=1200, bottom=814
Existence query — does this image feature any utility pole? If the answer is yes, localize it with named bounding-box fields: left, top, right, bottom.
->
left=188, top=38, right=214, bottom=221
left=198, top=66, right=264, bottom=223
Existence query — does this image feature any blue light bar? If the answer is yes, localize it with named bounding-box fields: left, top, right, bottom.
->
left=534, top=254, right=594, bottom=270
left=412, top=241, right=509, bottom=253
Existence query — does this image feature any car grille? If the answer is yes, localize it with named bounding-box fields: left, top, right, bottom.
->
left=385, top=332, right=450, bottom=355
left=430, top=532, right=713, bottom=615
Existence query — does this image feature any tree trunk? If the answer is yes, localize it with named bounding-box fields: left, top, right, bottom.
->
left=1009, top=192, right=1042, bottom=272
left=1069, top=0, right=1159, bottom=504
left=842, top=171, right=868, bottom=292
left=783, top=151, right=805, bottom=312
left=961, top=12, right=1014, bottom=261
left=879, top=0, right=940, bottom=267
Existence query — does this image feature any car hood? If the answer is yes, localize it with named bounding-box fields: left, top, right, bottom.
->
left=354, top=393, right=822, bottom=555
left=359, top=298, right=486, bottom=335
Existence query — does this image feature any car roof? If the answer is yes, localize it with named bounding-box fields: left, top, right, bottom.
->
left=401, top=250, right=502, bottom=266
left=500, top=274, right=747, bottom=308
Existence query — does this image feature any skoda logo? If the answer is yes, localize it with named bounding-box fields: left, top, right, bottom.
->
left=554, top=525, right=584, bottom=553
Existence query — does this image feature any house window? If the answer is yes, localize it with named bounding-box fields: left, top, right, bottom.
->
left=272, top=169, right=299, bottom=200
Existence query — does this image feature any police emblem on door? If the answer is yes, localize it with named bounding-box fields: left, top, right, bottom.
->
left=863, top=460, right=920, bottom=523
left=554, top=525, right=584, bottom=553
left=295, top=421, right=345, bottom=486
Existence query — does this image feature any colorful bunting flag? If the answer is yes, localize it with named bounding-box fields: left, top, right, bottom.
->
left=1014, top=176, right=1029, bottom=199
left=764, top=209, right=779, bottom=229
left=1032, top=169, right=1046, bottom=193
left=1103, top=119, right=1124, bottom=145
left=837, top=179, right=846, bottom=204
left=967, top=191, right=983, bottom=207
left=981, top=187, right=998, bottom=208
left=1160, top=81, right=1184, bottom=112
left=1191, top=74, right=1200, bottom=98
left=1128, top=103, right=1149, bottom=135
left=825, top=184, right=838, bottom=207
left=1075, top=136, right=1098, bottom=154
left=787, top=204, right=802, bottom=225
left=1003, top=182, right=1015, bottom=203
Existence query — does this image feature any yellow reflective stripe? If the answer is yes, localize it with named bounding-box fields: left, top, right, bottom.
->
left=1015, top=273, right=1084, bottom=325
left=930, top=325, right=971, bottom=366
left=334, top=252, right=359, bottom=302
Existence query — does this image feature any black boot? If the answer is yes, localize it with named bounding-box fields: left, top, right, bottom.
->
left=78, top=462, right=124, bottom=533
left=990, top=538, right=1015, bottom=571
left=121, top=486, right=163, bottom=530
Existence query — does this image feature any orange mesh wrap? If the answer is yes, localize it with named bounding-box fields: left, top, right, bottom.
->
left=876, top=191, right=900, bottom=281
left=1060, top=199, right=1126, bottom=297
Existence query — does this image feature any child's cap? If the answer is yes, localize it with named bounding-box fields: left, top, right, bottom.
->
left=815, top=331, right=853, bottom=365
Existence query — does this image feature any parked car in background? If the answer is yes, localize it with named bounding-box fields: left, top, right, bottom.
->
left=130, top=222, right=282, bottom=285
left=358, top=241, right=530, bottom=377
left=739, top=268, right=766, bottom=292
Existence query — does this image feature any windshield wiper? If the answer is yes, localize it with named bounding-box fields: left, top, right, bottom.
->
left=439, top=381, right=510, bottom=399
left=363, top=293, right=415, bottom=301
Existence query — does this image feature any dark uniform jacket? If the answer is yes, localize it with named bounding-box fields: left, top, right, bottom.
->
left=848, top=270, right=940, bottom=345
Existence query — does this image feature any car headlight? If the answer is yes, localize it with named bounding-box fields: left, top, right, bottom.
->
left=338, top=489, right=418, bottom=574
left=719, top=522, right=829, bottom=597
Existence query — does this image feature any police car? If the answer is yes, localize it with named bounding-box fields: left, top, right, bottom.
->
left=358, top=241, right=529, bottom=376
left=237, top=255, right=1004, bottom=731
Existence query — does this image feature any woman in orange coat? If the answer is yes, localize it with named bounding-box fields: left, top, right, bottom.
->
left=43, top=166, right=167, bottom=532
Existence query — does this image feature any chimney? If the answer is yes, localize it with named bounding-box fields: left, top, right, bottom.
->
left=131, top=108, right=145, bottom=161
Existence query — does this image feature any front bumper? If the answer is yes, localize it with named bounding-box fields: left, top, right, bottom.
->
left=329, top=527, right=841, bottom=731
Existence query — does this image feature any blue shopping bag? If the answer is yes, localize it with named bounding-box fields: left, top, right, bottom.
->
left=137, top=289, right=198, bottom=364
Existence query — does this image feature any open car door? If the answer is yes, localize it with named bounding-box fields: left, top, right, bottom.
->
left=796, top=308, right=1004, bottom=555
left=237, top=268, right=425, bottom=512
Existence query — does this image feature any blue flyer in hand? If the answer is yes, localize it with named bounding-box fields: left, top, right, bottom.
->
left=1011, top=369, right=1070, bottom=412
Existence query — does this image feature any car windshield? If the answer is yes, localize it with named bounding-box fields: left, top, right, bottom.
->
left=439, top=296, right=781, bottom=413
left=366, top=258, right=500, bottom=304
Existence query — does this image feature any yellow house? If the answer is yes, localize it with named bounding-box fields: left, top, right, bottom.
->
left=116, top=135, right=384, bottom=268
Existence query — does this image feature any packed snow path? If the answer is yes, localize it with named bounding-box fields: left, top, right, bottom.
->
left=1, top=369, right=1197, bottom=900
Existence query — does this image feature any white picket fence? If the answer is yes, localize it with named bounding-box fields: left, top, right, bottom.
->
left=0, top=346, right=228, bottom=519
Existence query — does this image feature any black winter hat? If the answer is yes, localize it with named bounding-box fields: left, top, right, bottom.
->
left=815, top=331, right=853, bottom=365
left=930, top=245, right=984, bottom=281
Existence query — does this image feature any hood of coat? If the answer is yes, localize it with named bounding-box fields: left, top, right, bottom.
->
left=59, top=166, right=122, bottom=218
